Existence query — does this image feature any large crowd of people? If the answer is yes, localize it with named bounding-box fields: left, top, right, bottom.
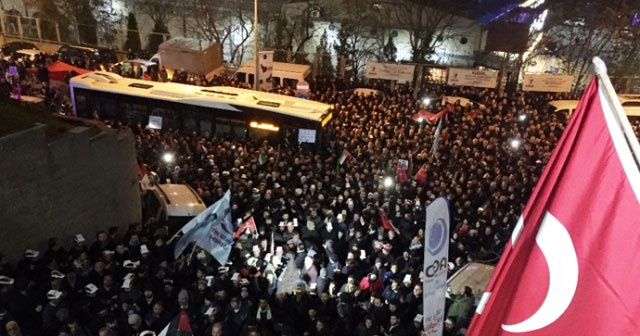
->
left=3, top=50, right=640, bottom=336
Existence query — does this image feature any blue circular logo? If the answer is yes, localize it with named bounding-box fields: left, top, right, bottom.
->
left=427, top=218, right=447, bottom=256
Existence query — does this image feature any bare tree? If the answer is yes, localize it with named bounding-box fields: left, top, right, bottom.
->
left=187, top=0, right=253, bottom=65
left=131, top=0, right=176, bottom=27
left=328, top=0, right=380, bottom=75
left=386, top=0, right=461, bottom=63
left=541, top=0, right=634, bottom=90
left=268, top=0, right=322, bottom=64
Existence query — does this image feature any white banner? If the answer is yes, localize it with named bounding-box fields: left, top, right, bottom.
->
left=298, top=128, right=317, bottom=144
left=258, top=51, right=274, bottom=91
left=447, top=68, right=498, bottom=88
left=522, top=73, right=573, bottom=92
left=365, top=62, right=415, bottom=82
left=423, top=197, right=450, bottom=336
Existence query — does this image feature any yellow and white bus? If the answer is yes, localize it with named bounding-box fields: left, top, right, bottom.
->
left=69, top=72, right=333, bottom=146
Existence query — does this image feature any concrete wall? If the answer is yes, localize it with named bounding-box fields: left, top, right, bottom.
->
left=0, top=122, right=141, bottom=261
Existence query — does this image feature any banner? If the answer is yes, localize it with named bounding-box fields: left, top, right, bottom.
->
left=258, top=51, right=274, bottom=91
left=364, top=62, right=416, bottom=82
left=423, top=197, right=450, bottom=336
left=522, top=73, right=573, bottom=92
left=173, top=190, right=232, bottom=266
left=447, top=68, right=498, bottom=88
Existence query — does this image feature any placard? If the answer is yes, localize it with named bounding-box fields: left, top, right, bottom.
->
left=298, top=128, right=316, bottom=144
left=447, top=68, right=498, bottom=88
left=148, top=115, right=163, bottom=129
left=365, top=62, right=416, bottom=82
left=522, top=73, right=573, bottom=92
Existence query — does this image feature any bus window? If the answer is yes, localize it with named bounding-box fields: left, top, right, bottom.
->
left=272, top=76, right=281, bottom=87
left=183, top=111, right=197, bottom=133
left=249, top=74, right=255, bottom=85
left=200, top=120, right=213, bottom=135
left=150, top=107, right=179, bottom=130
left=283, top=78, right=299, bottom=90
left=121, top=102, right=149, bottom=126
left=75, top=94, right=89, bottom=116
left=232, top=125, right=247, bottom=139
left=216, top=122, right=231, bottom=137
left=236, top=72, right=246, bottom=83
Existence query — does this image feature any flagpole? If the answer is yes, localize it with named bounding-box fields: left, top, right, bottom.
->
left=592, top=57, right=640, bottom=166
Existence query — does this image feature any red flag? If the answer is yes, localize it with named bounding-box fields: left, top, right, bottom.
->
left=234, top=217, right=257, bottom=238
left=136, top=156, right=147, bottom=178
left=468, top=72, right=640, bottom=335
left=414, top=164, right=427, bottom=185
left=158, top=310, right=193, bottom=335
left=396, top=161, right=408, bottom=183
left=412, top=107, right=449, bottom=123
left=378, top=209, right=399, bottom=234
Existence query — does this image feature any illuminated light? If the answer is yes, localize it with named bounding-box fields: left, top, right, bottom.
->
left=162, top=152, right=175, bottom=164
left=383, top=176, right=394, bottom=188
left=417, top=118, right=424, bottom=123
left=321, top=113, right=333, bottom=127
left=250, top=121, right=279, bottom=131
left=510, top=139, right=522, bottom=150
left=530, top=9, right=548, bottom=33
left=519, top=0, right=544, bottom=8
left=523, top=32, right=544, bottom=61
left=423, top=97, right=431, bottom=106
left=518, top=113, right=527, bottom=122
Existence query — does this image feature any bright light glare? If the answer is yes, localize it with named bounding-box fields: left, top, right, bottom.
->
left=162, top=152, right=175, bottom=164
left=518, top=113, right=527, bottom=122
left=423, top=97, right=431, bottom=106
left=510, top=139, right=522, bottom=150
left=384, top=176, right=394, bottom=188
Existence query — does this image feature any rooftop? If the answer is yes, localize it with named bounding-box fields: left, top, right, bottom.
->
left=0, top=98, right=101, bottom=140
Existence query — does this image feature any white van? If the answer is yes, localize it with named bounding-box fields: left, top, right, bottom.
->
left=617, top=94, right=640, bottom=118
left=549, top=96, right=640, bottom=119
left=142, top=183, right=207, bottom=230
left=234, top=60, right=311, bottom=89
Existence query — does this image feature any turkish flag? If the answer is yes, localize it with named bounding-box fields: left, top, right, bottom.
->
left=414, top=164, right=428, bottom=185
left=234, top=217, right=257, bottom=238
left=467, top=74, right=640, bottom=335
left=379, top=209, right=399, bottom=234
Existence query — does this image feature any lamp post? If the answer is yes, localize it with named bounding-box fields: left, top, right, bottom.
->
left=254, top=0, right=259, bottom=91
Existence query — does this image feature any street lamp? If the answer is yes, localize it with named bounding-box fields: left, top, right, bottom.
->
left=254, top=0, right=259, bottom=91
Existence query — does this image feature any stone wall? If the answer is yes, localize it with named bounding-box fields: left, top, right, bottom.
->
left=0, top=122, right=141, bottom=261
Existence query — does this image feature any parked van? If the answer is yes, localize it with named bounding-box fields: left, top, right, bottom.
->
left=549, top=96, right=640, bottom=119
left=234, top=60, right=311, bottom=89
left=617, top=94, right=640, bottom=118
left=142, top=182, right=207, bottom=230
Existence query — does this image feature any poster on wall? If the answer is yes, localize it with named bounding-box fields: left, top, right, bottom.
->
left=447, top=68, right=498, bottom=88
left=365, top=62, right=416, bottom=82
left=522, top=73, right=573, bottom=92
left=258, top=51, right=274, bottom=91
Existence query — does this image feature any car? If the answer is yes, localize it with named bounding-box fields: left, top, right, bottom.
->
left=3, top=48, right=42, bottom=62
left=1, top=41, right=38, bottom=57
left=441, top=96, right=486, bottom=110
left=56, top=45, right=118, bottom=65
